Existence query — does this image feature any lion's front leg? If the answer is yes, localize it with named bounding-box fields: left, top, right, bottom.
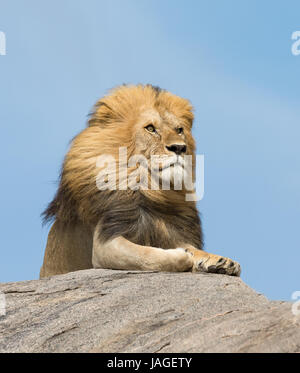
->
left=182, top=245, right=241, bottom=276
left=92, top=225, right=194, bottom=272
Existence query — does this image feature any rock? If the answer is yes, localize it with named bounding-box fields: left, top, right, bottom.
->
left=0, top=269, right=299, bottom=353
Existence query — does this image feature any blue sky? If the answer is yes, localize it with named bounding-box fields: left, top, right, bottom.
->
left=0, top=0, right=299, bottom=300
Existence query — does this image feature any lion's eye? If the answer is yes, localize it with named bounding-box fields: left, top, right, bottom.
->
left=176, top=127, right=184, bottom=134
left=145, top=124, right=156, bottom=133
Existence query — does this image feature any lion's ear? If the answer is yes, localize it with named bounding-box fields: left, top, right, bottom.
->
left=88, top=101, right=119, bottom=127
left=182, top=114, right=194, bottom=129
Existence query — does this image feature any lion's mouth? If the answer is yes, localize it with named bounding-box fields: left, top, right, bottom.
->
left=158, top=156, right=184, bottom=171
left=159, top=162, right=182, bottom=171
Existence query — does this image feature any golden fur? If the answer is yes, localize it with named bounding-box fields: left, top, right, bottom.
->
left=40, top=84, right=241, bottom=278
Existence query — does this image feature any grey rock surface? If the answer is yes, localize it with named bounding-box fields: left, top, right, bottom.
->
left=0, top=269, right=299, bottom=353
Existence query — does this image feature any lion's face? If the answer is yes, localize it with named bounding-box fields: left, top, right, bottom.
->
left=134, top=107, right=191, bottom=155
left=132, top=101, right=196, bottom=184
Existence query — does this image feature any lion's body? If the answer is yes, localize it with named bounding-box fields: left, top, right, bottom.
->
left=40, top=84, right=241, bottom=278
left=40, top=220, right=93, bottom=278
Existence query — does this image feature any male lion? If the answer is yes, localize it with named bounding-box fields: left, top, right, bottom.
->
left=40, top=84, right=241, bottom=278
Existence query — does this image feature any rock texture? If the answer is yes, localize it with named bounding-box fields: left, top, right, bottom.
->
left=0, top=269, right=299, bottom=353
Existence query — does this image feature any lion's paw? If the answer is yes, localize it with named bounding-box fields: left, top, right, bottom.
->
left=193, top=253, right=241, bottom=277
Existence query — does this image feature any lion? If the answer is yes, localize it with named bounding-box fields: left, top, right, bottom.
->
left=40, top=84, right=241, bottom=278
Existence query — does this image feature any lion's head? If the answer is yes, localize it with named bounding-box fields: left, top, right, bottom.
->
left=88, top=84, right=196, bottom=190
left=89, top=84, right=195, bottom=157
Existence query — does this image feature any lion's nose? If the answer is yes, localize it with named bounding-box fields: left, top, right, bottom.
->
left=166, top=144, right=187, bottom=155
